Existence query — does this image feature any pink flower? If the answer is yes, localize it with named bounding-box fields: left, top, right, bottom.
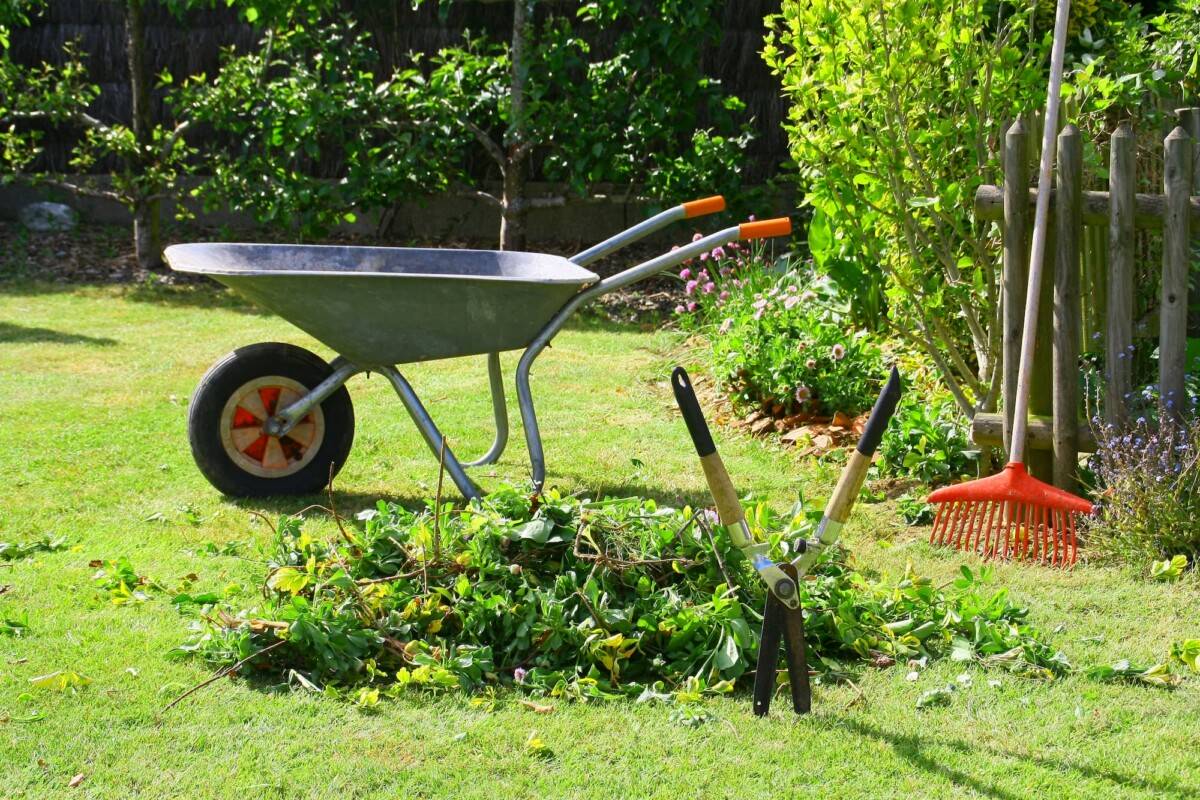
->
left=699, top=251, right=709, bottom=261
left=748, top=214, right=756, bottom=221
left=787, top=285, right=798, bottom=293
left=680, top=268, right=692, bottom=280
left=794, top=385, right=812, bottom=402
left=692, top=232, right=703, bottom=242
left=719, top=267, right=731, bottom=277
left=783, top=295, right=800, bottom=310
left=674, top=304, right=686, bottom=314
left=831, top=344, right=846, bottom=360
left=687, top=301, right=698, bottom=312
left=698, top=270, right=710, bottom=281
left=514, top=667, right=528, bottom=683
left=719, top=290, right=730, bottom=300
left=729, top=242, right=740, bottom=251
left=752, top=298, right=769, bottom=310
left=801, top=290, right=817, bottom=302
left=671, top=245, right=680, bottom=251
left=805, top=358, right=817, bottom=369
left=685, top=280, right=698, bottom=295
left=703, top=281, right=716, bottom=294
left=711, top=246, right=727, bottom=259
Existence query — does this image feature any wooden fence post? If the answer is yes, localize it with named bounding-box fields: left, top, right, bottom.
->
left=1177, top=108, right=1200, bottom=192
left=1002, top=119, right=1029, bottom=455
left=1106, top=123, right=1135, bottom=427
left=1161, top=126, right=1193, bottom=419
left=1053, top=125, right=1082, bottom=491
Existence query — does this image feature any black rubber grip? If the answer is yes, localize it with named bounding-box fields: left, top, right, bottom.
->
left=856, top=366, right=903, bottom=457
left=671, top=366, right=716, bottom=457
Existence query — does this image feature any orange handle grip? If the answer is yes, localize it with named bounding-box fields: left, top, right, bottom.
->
left=682, top=195, right=726, bottom=218
left=738, top=217, right=792, bottom=240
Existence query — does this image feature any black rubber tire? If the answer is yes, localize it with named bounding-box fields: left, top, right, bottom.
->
left=187, top=342, right=355, bottom=496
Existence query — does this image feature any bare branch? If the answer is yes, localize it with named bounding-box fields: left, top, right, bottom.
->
left=463, top=118, right=505, bottom=172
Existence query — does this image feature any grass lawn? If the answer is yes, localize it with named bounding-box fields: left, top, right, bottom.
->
left=1, top=283, right=1199, bottom=800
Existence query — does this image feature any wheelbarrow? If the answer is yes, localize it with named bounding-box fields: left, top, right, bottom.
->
left=165, top=196, right=792, bottom=499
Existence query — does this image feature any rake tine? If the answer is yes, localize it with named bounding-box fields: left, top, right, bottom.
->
left=1070, top=510, right=1080, bottom=566
left=931, top=502, right=951, bottom=545
left=1042, top=505, right=1053, bottom=567
left=943, top=501, right=960, bottom=548
left=976, top=501, right=999, bottom=557
left=963, top=500, right=985, bottom=554
left=998, top=502, right=1014, bottom=561
left=1022, top=503, right=1032, bottom=561
left=1056, top=510, right=1065, bottom=566
left=951, top=499, right=973, bottom=551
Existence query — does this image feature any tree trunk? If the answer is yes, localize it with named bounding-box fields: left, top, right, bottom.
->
left=499, top=0, right=532, bottom=251
left=126, top=0, right=163, bottom=271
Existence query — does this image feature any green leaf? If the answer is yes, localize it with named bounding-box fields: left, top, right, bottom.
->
left=29, top=670, right=91, bottom=692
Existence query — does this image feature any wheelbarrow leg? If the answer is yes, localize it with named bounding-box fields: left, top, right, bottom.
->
left=379, top=366, right=481, bottom=500
left=515, top=349, right=546, bottom=490
left=463, top=352, right=509, bottom=468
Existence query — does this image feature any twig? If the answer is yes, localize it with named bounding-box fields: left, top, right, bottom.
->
left=161, top=639, right=286, bottom=712
left=697, top=515, right=735, bottom=590
left=574, top=590, right=614, bottom=633
left=355, top=568, right=425, bottom=586
left=325, top=464, right=356, bottom=546
left=433, top=438, right=446, bottom=565
left=246, top=509, right=277, bottom=536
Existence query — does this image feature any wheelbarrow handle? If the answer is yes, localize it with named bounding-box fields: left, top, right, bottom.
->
left=570, top=195, right=726, bottom=267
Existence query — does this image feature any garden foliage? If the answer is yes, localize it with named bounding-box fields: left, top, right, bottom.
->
left=676, top=239, right=883, bottom=417
left=178, top=17, right=458, bottom=238
left=1087, top=414, right=1200, bottom=566
left=176, top=485, right=1095, bottom=699
left=763, top=0, right=1200, bottom=416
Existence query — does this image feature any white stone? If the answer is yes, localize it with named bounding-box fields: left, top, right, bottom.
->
left=19, top=201, right=78, bottom=232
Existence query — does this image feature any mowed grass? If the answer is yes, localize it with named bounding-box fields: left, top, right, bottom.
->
left=1, top=283, right=1199, bottom=800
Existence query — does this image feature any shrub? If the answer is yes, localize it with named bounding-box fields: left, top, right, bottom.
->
left=1086, top=415, right=1200, bottom=566
left=878, top=393, right=976, bottom=486
left=675, top=240, right=883, bottom=417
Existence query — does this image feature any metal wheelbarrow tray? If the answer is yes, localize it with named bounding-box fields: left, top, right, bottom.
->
left=166, top=196, right=792, bottom=500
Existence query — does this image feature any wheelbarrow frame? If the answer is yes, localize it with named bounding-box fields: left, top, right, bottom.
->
left=183, top=198, right=790, bottom=499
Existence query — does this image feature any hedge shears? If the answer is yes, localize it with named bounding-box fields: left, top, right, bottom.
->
left=671, top=365, right=902, bottom=715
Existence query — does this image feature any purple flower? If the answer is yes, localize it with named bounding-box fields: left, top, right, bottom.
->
left=831, top=344, right=846, bottom=360
left=674, top=304, right=686, bottom=314
left=711, top=246, right=727, bottom=259
left=794, top=385, right=812, bottom=402
left=703, top=282, right=716, bottom=294
left=514, top=667, right=528, bottom=683
left=680, top=268, right=692, bottom=280
left=685, top=280, right=699, bottom=295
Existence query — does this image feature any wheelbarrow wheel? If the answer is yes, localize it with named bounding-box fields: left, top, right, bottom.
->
left=188, top=342, right=355, bottom=496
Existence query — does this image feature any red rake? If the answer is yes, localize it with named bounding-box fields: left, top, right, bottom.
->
left=928, top=463, right=1093, bottom=567
left=927, top=0, right=1093, bottom=567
